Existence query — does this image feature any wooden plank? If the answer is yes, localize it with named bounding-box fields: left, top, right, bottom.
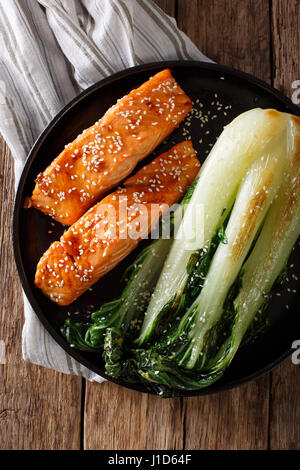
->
left=177, top=0, right=271, bottom=82
left=269, top=360, right=300, bottom=449
left=153, top=0, right=176, bottom=17
left=83, top=0, right=299, bottom=451
left=83, top=0, right=184, bottom=451
left=84, top=382, right=184, bottom=450
left=183, top=378, right=269, bottom=450
left=271, top=0, right=300, bottom=98
left=0, top=137, right=82, bottom=450
left=1, top=0, right=297, bottom=452
left=269, top=0, right=300, bottom=450
left=176, top=0, right=271, bottom=450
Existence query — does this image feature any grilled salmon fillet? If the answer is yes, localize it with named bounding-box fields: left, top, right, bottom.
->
left=28, top=69, right=193, bottom=225
left=35, top=141, right=200, bottom=306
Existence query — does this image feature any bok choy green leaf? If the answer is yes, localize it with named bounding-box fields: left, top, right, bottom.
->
left=62, top=109, right=300, bottom=396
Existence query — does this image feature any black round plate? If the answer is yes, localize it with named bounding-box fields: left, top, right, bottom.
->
left=13, top=61, right=300, bottom=396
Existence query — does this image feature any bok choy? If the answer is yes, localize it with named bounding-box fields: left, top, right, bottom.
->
left=62, top=237, right=173, bottom=378
left=136, top=108, right=288, bottom=346
left=62, top=190, right=193, bottom=378
left=62, top=109, right=300, bottom=396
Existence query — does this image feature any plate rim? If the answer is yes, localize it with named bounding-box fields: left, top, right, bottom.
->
left=12, top=59, right=300, bottom=397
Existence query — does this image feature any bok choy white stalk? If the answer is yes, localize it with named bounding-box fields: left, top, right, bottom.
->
left=177, top=137, right=286, bottom=370
left=62, top=236, right=173, bottom=379
left=62, top=190, right=193, bottom=378
left=136, top=108, right=288, bottom=346
left=206, top=115, right=300, bottom=374
left=62, top=109, right=300, bottom=396
left=132, top=110, right=300, bottom=393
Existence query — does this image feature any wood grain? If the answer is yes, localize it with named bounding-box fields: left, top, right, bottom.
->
left=177, top=0, right=271, bottom=82
left=0, top=137, right=82, bottom=450
left=271, top=0, right=300, bottom=98
left=177, top=0, right=271, bottom=450
left=84, top=382, right=184, bottom=450
left=183, top=378, right=269, bottom=450
left=153, top=0, right=176, bottom=17
left=0, top=0, right=299, bottom=451
left=83, top=0, right=182, bottom=452
left=269, top=0, right=300, bottom=450
left=269, top=360, right=300, bottom=449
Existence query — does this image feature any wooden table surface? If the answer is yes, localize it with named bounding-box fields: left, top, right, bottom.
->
left=0, top=0, right=299, bottom=450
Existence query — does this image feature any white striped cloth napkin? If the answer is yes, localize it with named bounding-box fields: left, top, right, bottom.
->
left=0, top=0, right=210, bottom=381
